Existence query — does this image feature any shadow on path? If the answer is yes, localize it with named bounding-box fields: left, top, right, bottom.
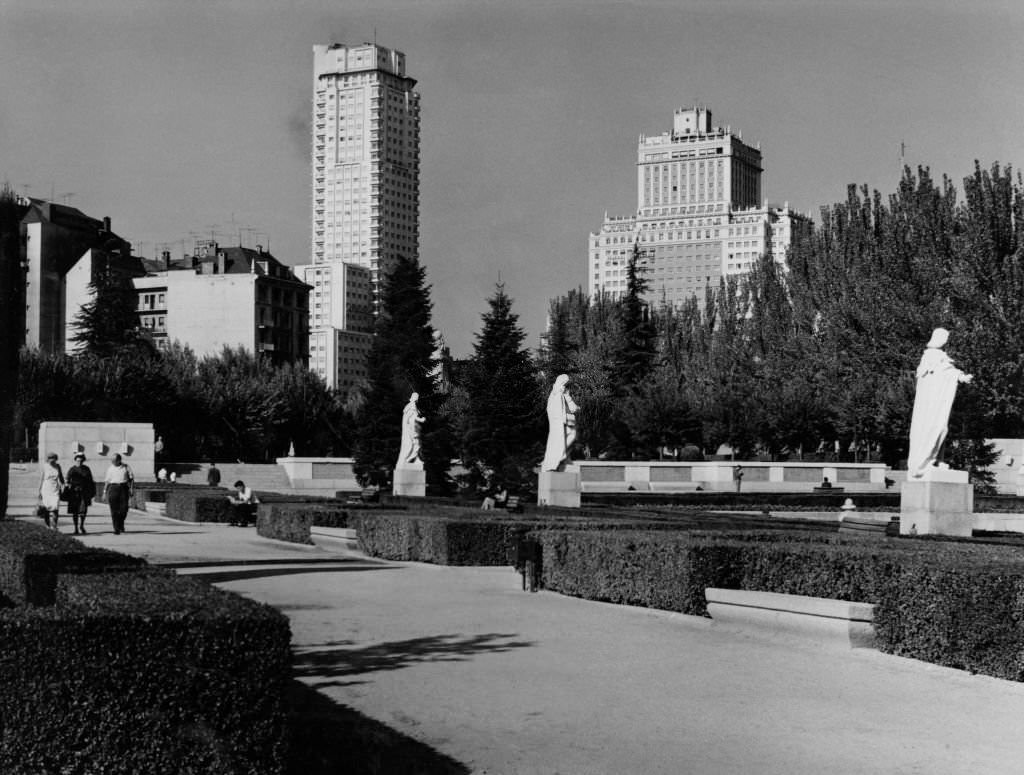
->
left=285, top=680, right=470, bottom=774
left=294, top=633, right=535, bottom=689
left=184, top=564, right=396, bottom=584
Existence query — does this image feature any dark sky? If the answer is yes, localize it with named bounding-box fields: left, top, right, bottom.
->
left=2, top=0, right=1021, bottom=356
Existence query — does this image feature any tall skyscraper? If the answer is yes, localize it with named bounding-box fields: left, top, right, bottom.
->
left=589, top=106, right=806, bottom=305
left=301, top=41, right=421, bottom=389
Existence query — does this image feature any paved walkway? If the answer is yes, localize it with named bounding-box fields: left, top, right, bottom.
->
left=41, top=508, right=1024, bottom=774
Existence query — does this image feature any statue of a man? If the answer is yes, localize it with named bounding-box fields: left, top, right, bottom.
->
left=907, top=328, right=972, bottom=478
left=397, top=392, right=425, bottom=468
left=541, top=374, right=579, bottom=472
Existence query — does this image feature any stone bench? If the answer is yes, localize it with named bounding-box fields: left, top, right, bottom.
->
left=705, top=588, right=876, bottom=649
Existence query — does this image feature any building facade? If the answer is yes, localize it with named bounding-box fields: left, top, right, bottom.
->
left=20, top=199, right=136, bottom=355
left=299, top=260, right=373, bottom=393
left=588, top=106, right=806, bottom=305
left=299, top=41, right=421, bottom=389
left=132, top=242, right=310, bottom=365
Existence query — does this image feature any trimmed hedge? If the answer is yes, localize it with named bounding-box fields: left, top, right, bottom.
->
left=536, top=528, right=1024, bottom=681
left=0, top=568, right=291, bottom=774
left=0, top=520, right=147, bottom=605
left=164, top=489, right=232, bottom=523
left=256, top=504, right=315, bottom=545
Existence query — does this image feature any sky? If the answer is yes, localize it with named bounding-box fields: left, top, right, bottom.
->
left=2, top=0, right=1022, bottom=357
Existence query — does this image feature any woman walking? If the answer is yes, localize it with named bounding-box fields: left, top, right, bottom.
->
left=66, top=453, right=97, bottom=535
left=38, top=452, right=65, bottom=530
left=103, top=454, right=134, bottom=535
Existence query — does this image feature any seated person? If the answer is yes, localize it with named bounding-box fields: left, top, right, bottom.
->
left=227, top=480, right=259, bottom=526
left=819, top=476, right=833, bottom=490
left=481, top=482, right=508, bottom=511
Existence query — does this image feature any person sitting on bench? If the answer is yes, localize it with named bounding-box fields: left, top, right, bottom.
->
left=819, top=476, right=833, bottom=489
left=227, top=480, right=259, bottom=526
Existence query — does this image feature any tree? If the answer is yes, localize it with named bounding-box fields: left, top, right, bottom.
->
left=352, top=255, right=451, bottom=489
left=618, top=241, right=657, bottom=388
left=460, top=285, right=543, bottom=489
left=71, top=260, right=153, bottom=358
left=0, top=185, right=27, bottom=515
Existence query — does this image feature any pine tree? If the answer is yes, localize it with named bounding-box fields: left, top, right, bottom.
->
left=71, top=259, right=152, bottom=358
left=352, top=255, right=451, bottom=488
left=619, top=241, right=657, bottom=388
left=461, top=285, right=543, bottom=489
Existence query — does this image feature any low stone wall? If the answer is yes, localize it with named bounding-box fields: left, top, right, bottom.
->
left=705, top=588, right=876, bottom=649
left=577, top=461, right=890, bottom=494
left=276, top=456, right=360, bottom=493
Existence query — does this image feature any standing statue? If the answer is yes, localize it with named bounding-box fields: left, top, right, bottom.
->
left=397, top=392, right=425, bottom=468
left=541, top=374, right=579, bottom=472
left=907, top=328, right=972, bottom=478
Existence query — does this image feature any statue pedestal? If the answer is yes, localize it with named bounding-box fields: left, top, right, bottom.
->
left=538, top=467, right=580, bottom=508
left=393, top=466, right=426, bottom=498
left=900, top=468, right=974, bottom=537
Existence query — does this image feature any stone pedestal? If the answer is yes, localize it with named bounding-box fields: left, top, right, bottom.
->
left=393, top=466, right=426, bottom=498
left=900, top=468, right=974, bottom=537
left=538, top=467, right=581, bottom=508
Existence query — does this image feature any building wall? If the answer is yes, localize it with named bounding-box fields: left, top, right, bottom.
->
left=24, top=221, right=65, bottom=353
left=38, top=421, right=155, bottom=480
left=311, top=42, right=420, bottom=298
left=589, top=106, right=805, bottom=306
left=309, top=41, right=419, bottom=390
left=134, top=273, right=255, bottom=356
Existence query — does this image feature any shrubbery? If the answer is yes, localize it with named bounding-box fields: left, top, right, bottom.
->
left=536, top=528, right=1024, bottom=681
left=0, top=523, right=292, bottom=774
left=0, top=519, right=146, bottom=605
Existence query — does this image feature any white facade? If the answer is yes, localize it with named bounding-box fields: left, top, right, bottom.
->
left=589, top=106, right=806, bottom=305
left=311, top=42, right=420, bottom=299
left=308, top=41, right=420, bottom=390
left=299, top=260, right=373, bottom=389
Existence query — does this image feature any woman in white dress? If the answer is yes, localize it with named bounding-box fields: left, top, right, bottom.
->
left=38, top=452, right=65, bottom=530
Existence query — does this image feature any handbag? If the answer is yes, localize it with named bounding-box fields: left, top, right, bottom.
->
left=36, top=504, right=49, bottom=518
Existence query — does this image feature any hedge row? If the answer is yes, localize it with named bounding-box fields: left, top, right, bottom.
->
left=0, top=568, right=291, bottom=774
left=535, top=528, right=1024, bottom=681
left=256, top=504, right=315, bottom=545
left=0, top=520, right=146, bottom=605
left=347, top=509, right=789, bottom=566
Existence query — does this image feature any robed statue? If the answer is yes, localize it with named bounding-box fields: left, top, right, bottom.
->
left=907, top=328, right=972, bottom=478
left=397, top=392, right=425, bottom=469
left=541, top=374, right=579, bottom=472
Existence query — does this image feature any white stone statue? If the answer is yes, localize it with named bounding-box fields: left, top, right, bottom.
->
left=397, top=392, right=425, bottom=469
left=907, top=328, right=972, bottom=478
left=541, top=374, right=579, bottom=472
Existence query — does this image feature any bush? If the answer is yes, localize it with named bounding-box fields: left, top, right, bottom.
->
left=0, top=568, right=291, bottom=774
left=0, top=520, right=147, bottom=605
left=256, top=505, right=314, bottom=545
left=536, top=527, right=1024, bottom=681
left=164, top=489, right=232, bottom=523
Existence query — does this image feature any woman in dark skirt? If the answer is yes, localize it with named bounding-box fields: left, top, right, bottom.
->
left=66, top=453, right=97, bottom=535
